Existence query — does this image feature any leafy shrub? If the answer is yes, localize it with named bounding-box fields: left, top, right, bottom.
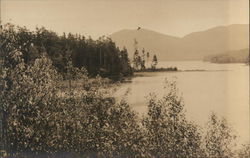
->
left=203, top=112, right=236, bottom=158
left=0, top=50, right=146, bottom=158
left=237, top=143, right=250, bottom=158
left=143, top=80, right=203, bottom=158
left=1, top=51, right=61, bottom=155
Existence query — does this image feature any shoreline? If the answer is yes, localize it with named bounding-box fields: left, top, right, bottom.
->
left=119, top=69, right=230, bottom=82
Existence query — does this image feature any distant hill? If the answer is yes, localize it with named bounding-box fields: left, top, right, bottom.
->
left=203, top=49, right=249, bottom=64
left=110, top=24, right=249, bottom=61
left=110, top=28, right=181, bottom=60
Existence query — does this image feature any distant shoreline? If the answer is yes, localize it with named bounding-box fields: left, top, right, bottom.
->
left=133, top=67, right=178, bottom=72
left=122, top=69, right=229, bottom=79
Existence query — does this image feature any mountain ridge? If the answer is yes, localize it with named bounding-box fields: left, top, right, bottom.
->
left=110, top=24, right=249, bottom=61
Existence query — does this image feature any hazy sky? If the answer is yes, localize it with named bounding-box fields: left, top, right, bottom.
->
left=1, top=0, right=249, bottom=39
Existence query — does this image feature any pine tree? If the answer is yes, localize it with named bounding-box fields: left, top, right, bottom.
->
left=152, top=54, right=158, bottom=70
left=146, top=52, right=150, bottom=68
left=141, top=48, right=146, bottom=70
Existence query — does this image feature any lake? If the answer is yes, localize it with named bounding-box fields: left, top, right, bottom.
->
left=114, top=61, right=249, bottom=146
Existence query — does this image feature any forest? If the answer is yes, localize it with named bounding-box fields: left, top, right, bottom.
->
left=0, top=23, right=133, bottom=79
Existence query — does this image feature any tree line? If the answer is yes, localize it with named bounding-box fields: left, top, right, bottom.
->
left=0, top=23, right=133, bottom=79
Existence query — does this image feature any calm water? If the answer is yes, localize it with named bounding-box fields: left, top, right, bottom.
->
left=115, top=61, right=249, bottom=146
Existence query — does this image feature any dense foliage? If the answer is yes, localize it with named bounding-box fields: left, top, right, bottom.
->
left=0, top=51, right=143, bottom=157
left=0, top=25, right=249, bottom=158
left=143, top=81, right=203, bottom=158
left=0, top=23, right=132, bottom=79
left=203, top=112, right=236, bottom=158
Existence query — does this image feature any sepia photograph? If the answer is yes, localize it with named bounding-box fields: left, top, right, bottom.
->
left=0, top=0, right=249, bottom=157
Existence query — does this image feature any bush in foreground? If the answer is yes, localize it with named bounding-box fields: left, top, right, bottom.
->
left=0, top=51, right=147, bottom=157
left=142, top=81, right=204, bottom=158
left=0, top=51, right=244, bottom=158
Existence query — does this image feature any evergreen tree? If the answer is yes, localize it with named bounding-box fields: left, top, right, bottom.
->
left=133, top=49, right=140, bottom=70
left=151, top=54, right=158, bottom=70
left=141, top=48, right=146, bottom=70
left=146, top=52, right=150, bottom=68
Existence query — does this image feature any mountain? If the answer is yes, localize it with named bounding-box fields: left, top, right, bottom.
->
left=110, top=28, right=181, bottom=60
left=110, top=24, right=249, bottom=61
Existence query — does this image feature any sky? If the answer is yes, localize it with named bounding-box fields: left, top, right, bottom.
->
left=1, top=0, right=249, bottom=39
